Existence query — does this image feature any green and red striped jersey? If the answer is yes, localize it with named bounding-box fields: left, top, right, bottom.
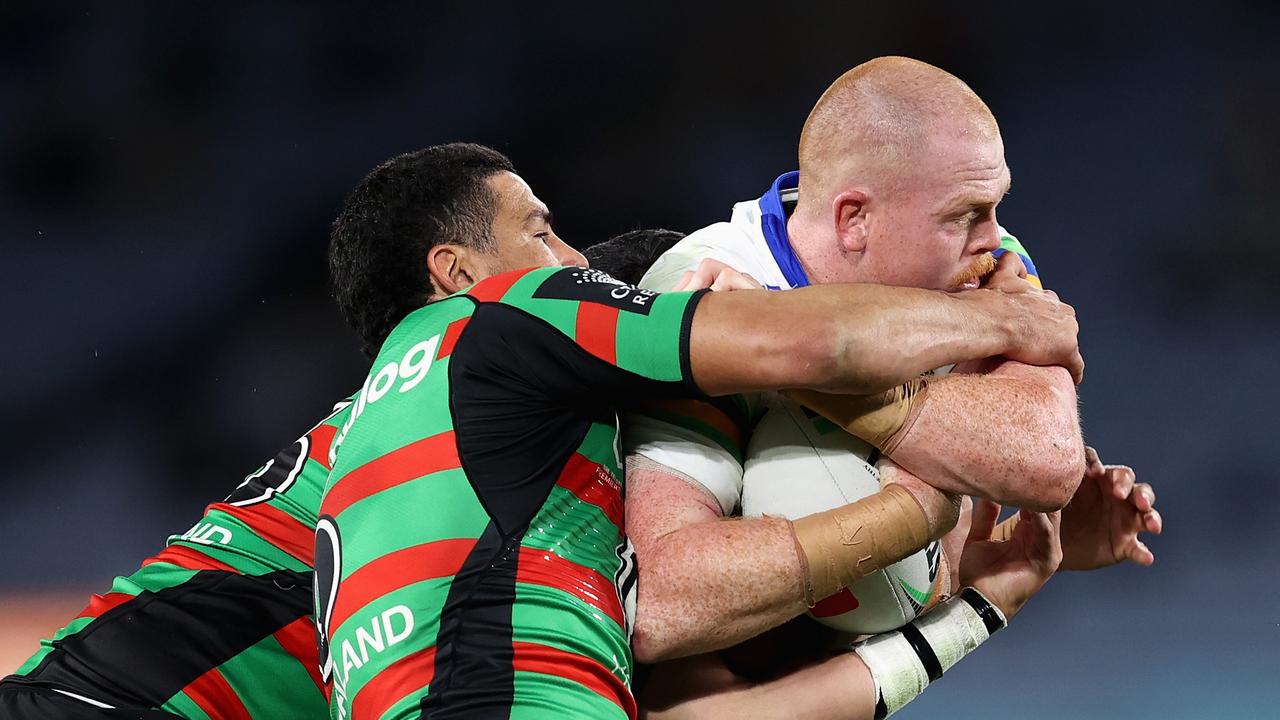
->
left=315, top=266, right=707, bottom=720
left=4, top=400, right=353, bottom=719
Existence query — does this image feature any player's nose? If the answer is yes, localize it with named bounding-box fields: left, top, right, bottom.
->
left=552, top=235, right=589, bottom=268
left=973, top=217, right=1001, bottom=255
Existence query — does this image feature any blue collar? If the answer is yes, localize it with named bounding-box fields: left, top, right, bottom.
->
left=758, top=171, right=810, bottom=289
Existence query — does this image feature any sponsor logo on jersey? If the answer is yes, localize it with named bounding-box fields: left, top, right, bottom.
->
left=533, top=268, right=660, bottom=315
left=178, top=522, right=232, bottom=545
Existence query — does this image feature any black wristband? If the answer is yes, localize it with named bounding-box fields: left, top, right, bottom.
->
left=960, top=587, right=1006, bottom=636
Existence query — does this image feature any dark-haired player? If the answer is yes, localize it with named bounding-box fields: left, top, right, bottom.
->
left=313, top=145, right=1084, bottom=720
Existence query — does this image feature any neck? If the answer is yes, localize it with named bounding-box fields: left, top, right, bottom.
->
left=785, top=207, right=841, bottom=285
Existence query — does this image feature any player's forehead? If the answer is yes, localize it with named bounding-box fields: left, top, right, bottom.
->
left=915, top=130, right=1010, bottom=210
left=487, top=171, right=552, bottom=225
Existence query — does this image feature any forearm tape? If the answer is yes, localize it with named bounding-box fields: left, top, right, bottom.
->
left=787, top=377, right=929, bottom=454
left=790, top=483, right=932, bottom=605
left=854, top=587, right=1007, bottom=719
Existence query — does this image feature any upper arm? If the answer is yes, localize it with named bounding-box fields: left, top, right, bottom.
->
left=472, top=266, right=710, bottom=401
left=625, top=457, right=726, bottom=554
left=624, top=393, right=758, bottom=515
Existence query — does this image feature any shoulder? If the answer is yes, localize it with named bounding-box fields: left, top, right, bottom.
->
left=639, top=221, right=762, bottom=292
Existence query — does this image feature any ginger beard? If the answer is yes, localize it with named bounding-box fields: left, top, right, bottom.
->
left=949, top=251, right=997, bottom=291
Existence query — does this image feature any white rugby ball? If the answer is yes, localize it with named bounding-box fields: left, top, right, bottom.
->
left=742, top=397, right=944, bottom=634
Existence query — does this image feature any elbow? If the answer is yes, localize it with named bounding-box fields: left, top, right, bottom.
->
left=630, top=605, right=682, bottom=665
left=1019, top=390, right=1086, bottom=512
left=1021, top=444, right=1085, bottom=511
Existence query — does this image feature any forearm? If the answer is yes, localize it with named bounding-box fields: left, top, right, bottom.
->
left=628, top=461, right=953, bottom=663
left=690, top=285, right=1013, bottom=397
left=630, top=489, right=808, bottom=662
left=641, top=652, right=877, bottom=720
left=890, top=361, right=1084, bottom=510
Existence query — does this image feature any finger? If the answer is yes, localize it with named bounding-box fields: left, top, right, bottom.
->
left=1126, top=538, right=1155, bottom=566
left=1069, top=351, right=1085, bottom=385
left=710, top=268, right=759, bottom=292
left=1016, top=509, right=1059, bottom=563
left=1129, top=479, right=1153, bottom=511
left=1084, top=446, right=1103, bottom=472
left=1109, top=466, right=1136, bottom=500
left=997, top=251, right=1029, bottom=279
left=1143, top=508, right=1163, bottom=535
left=672, top=270, right=695, bottom=292
left=967, top=499, right=1001, bottom=544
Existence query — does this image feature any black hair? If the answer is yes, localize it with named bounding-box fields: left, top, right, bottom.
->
left=329, top=142, right=515, bottom=357
left=583, top=228, right=687, bottom=286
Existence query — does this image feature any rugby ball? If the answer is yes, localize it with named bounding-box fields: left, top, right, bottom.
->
left=742, top=396, right=945, bottom=634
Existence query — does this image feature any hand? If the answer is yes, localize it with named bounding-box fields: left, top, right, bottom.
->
left=878, top=458, right=961, bottom=538
left=981, top=251, right=1033, bottom=293
left=1060, top=446, right=1162, bottom=570
left=965, top=285, right=1084, bottom=384
left=958, top=500, right=1062, bottom=620
left=673, top=258, right=764, bottom=292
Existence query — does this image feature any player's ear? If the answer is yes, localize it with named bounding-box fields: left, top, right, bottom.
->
left=426, top=244, right=480, bottom=297
left=832, top=189, right=869, bottom=254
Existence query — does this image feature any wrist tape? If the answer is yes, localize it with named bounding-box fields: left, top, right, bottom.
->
left=787, top=376, right=928, bottom=454
left=853, top=587, right=1007, bottom=719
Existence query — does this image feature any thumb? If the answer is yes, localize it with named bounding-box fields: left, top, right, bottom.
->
left=967, top=499, right=1001, bottom=544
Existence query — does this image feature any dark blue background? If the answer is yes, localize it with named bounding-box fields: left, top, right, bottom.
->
left=2, top=3, right=1276, bottom=718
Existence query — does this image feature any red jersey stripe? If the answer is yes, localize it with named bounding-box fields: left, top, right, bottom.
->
left=330, top=538, right=475, bottom=635
left=435, top=317, right=470, bottom=360
left=511, top=641, right=636, bottom=720
left=351, top=645, right=437, bottom=720
left=75, top=592, right=135, bottom=621
left=575, top=301, right=620, bottom=366
left=309, top=424, right=339, bottom=470
left=320, top=431, right=459, bottom=519
left=465, top=267, right=537, bottom=303
left=556, top=453, right=624, bottom=531
left=516, top=547, right=624, bottom=629
left=211, top=502, right=314, bottom=566
left=272, top=616, right=326, bottom=694
left=182, top=666, right=252, bottom=720
left=143, top=545, right=238, bottom=573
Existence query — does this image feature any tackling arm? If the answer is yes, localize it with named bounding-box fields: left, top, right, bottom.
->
left=687, top=281, right=1081, bottom=397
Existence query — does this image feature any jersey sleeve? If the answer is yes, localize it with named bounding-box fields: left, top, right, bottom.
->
left=462, top=265, right=708, bottom=399
left=622, top=232, right=761, bottom=515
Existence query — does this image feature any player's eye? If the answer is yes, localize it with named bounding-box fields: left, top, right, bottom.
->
left=534, top=231, right=551, bottom=243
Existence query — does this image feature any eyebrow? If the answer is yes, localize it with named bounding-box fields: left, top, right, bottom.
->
left=526, top=207, right=554, bottom=226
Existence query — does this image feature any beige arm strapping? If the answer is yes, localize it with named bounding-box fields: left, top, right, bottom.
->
left=787, top=377, right=929, bottom=455
left=790, top=483, right=933, bottom=605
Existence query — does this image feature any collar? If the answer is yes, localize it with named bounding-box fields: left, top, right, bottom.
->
left=758, top=171, right=811, bottom=289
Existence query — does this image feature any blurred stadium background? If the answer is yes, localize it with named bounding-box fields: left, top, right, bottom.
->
left=1, top=3, right=1277, bottom=718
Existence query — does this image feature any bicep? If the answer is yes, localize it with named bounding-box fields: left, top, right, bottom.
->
left=625, top=457, right=725, bottom=554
